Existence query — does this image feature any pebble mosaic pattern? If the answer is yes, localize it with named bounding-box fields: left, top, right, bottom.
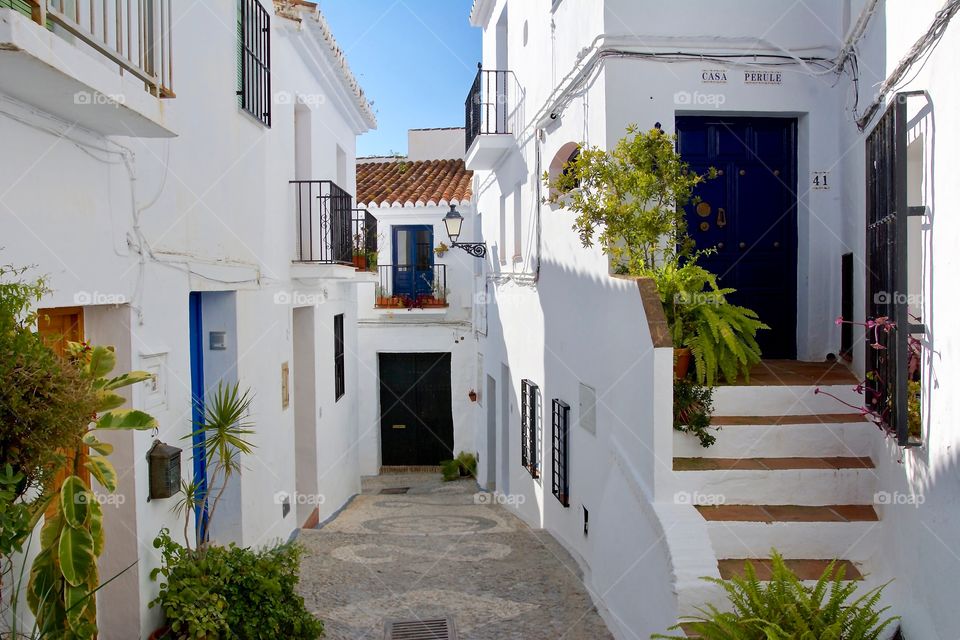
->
left=296, top=473, right=613, bottom=639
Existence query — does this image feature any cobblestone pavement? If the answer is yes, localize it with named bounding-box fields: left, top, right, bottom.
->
left=296, top=473, right=613, bottom=640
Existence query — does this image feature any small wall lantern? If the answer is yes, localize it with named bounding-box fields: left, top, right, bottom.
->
left=147, top=440, right=182, bottom=500
left=442, top=205, right=487, bottom=258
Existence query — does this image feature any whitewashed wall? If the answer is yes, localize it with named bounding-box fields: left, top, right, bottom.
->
left=0, top=1, right=371, bottom=636
left=839, top=2, right=960, bottom=637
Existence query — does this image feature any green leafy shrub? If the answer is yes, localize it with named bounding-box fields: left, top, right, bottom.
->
left=151, top=529, right=324, bottom=640
left=673, top=379, right=715, bottom=448
left=0, top=265, right=99, bottom=505
left=653, top=551, right=898, bottom=639
left=440, top=451, right=478, bottom=481
left=654, top=260, right=767, bottom=385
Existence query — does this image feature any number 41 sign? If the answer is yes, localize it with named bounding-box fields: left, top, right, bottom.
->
left=812, top=171, right=830, bottom=190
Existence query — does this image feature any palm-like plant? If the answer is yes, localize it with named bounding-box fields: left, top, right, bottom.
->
left=653, top=551, right=898, bottom=640
left=185, top=382, right=255, bottom=548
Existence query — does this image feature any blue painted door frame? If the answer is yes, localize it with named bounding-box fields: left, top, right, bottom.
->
left=392, top=225, right=434, bottom=298
left=676, top=116, right=799, bottom=359
left=187, top=292, right=209, bottom=542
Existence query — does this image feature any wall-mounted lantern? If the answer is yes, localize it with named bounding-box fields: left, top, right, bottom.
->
left=442, top=205, right=487, bottom=258
left=147, top=440, right=182, bottom=500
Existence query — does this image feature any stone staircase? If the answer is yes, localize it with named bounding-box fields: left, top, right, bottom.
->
left=669, top=361, right=883, bottom=627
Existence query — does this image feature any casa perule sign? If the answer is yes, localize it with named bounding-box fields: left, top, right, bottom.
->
left=744, top=70, right=783, bottom=85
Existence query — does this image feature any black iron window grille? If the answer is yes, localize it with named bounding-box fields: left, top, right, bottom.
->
left=551, top=399, right=570, bottom=507
left=520, top=379, right=539, bottom=478
left=334, top=313, right=345, bottom=401
left=865, top=91, right=926, bottom=446
left=237, top=0, right=271, bottom=127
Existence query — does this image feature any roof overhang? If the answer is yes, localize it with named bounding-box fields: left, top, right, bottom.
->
left=469, top=0, right=496, bottom=28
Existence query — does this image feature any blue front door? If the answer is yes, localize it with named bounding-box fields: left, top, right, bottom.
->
left=393, top=225, right=434, bottom=299
left=676, top=117, right=798, bottom=359
left=187, top=292, right=209, bottom=542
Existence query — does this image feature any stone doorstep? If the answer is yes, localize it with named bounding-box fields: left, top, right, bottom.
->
left=717, top=558, right=863, bottom=581
left=695, top=504, right=879, bottom=523
left=672, top=456, right=875, bottom=471
left=710, top=413, right=867, bottom=426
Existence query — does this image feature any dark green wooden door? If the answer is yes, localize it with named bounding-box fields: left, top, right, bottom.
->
left=379, top=353, right=454, bottom=466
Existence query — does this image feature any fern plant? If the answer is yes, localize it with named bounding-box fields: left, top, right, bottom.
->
left=654, top=259, right=768, bottom=385
left=653, top=551, right=898, bottom=640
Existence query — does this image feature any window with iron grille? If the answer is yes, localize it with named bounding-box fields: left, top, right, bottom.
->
left=551, top=399, right=569, bottom=507
left=865, top=92, right=925, bottom=446
left=520, top=379, right=538, bottom=478
left=334, top=314, right=345, bottom=401
left=237, top=0, right=271, bottom=127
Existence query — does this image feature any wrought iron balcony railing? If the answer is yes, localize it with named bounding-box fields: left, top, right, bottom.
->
left=351, top=208, right=378, bottom=272
left=291, top=180, right=353, bottom=265
left=464, top=65, right=522, bottom=152
left=374, top=263, right=448, bottom=309
left=21, top=0, right=175, bottom=97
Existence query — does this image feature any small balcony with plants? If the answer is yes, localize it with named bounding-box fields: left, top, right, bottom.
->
left=464, top=63, right=523, bottom=170
left=291, top=180, right=377, bottom=280
left=374, top=263, right=449, bottom=314
left=351, top=208, right=378, bottom=274
left=0, top=0, right=175, bottom=137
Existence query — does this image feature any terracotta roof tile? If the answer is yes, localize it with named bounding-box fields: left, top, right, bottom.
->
left=356, top=159, right=473, bottom=208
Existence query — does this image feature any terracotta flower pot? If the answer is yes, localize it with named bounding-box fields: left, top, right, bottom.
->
left=352, top=254, right=367, bottom=270
left=674, top=347, right=692, bottom=380
left=148, top=626, right=171, bottom=640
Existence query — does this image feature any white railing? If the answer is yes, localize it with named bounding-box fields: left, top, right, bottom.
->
left=29, top=0, right=174, bottom=97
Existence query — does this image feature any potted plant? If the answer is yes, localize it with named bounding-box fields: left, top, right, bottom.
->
left=434, top=241, right=449, bottom=258
left=352, top=248, right=367, bottom=271
left=440, top=451, right=478, bottom=481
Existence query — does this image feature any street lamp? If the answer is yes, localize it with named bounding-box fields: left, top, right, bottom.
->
left=442, top=204, right=486, bottom=258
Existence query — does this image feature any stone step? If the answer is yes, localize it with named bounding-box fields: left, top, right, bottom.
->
left=696, top=505, right=880, bottom=562
left=712, top=384, right=863, bottom=416
left=674, top=413, right=873, bottom=458
left=673, top=456, right=874, bottom=471
left=670, top=457, right=877, bottom=505
left=717, top=558, right=863, bottom=581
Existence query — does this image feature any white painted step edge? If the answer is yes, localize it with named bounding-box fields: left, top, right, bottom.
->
left=667, top=467, right=878, bottom=505
left=673, top=421, right=874, bottom=458
left=712, top=384, right=863, bottom=416
left=706, top=521, right=880, bottom=562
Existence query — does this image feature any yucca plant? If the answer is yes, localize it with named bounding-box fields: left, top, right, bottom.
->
left=653, top=551, right=898, bottom=640
left=184, top=381, right=255, bottom=548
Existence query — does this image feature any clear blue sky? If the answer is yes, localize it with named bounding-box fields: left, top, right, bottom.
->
left=321, top=0, right=481, bottom=157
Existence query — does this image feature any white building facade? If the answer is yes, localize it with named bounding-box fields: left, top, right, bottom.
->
left=466, top=0, right=960, bottom=637
left=355, top=129, right=481, bottom=475
left=0, top=0, right=375, bottom=636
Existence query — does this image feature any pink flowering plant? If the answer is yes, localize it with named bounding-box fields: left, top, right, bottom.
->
left=815, top=316, right=922, bottom=441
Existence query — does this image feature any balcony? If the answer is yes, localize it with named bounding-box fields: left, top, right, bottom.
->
left=351, top=208, right=378, bottom=274
left=464, top=65, right=523, bottom=170
left=291, top=180, right=364, bottom=280
left=374, top=263, right=448, bottom=314
left=0, top=0, right=175, bottom=137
